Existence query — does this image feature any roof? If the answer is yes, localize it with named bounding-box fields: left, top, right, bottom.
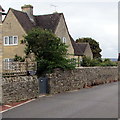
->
left=10, top=8, right=62, bottom=33
left=11, top=9, right=35, bottom=32
left=4, top=8, right=92, bottom=56
left=35, top=13, right=62, bottom=33
left=69, top=35, right=90, bottom=56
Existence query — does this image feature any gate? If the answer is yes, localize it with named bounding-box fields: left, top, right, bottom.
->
left=38, top=77, right=48, bottom=94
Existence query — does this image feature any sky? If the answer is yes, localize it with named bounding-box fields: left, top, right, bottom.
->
left=1, top=0, right=119, bottom=58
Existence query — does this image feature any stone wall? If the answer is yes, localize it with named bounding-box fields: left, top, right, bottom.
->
left=47, top=67, right=118, bottom=94
left=2, top=76, right=39, bottom=104
left=1, top=67, right=118, bottom=104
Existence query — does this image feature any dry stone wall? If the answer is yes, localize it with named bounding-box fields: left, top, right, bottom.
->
left=47, top=67, right=118, bottom=94
left=2, top=76, right=39, bottom=104
left=1, top=67, right=118, bottom=104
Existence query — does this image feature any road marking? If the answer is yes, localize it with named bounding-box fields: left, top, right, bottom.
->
left=39, top=95, right=46, bottom=97
left=4, top=105, right=11, bottom=107
left=66, top=89, right=79, bottom=93
left=0, top=99, right=35, bottom=113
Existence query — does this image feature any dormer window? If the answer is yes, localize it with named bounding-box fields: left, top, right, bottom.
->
left=62, top=37, right=67, bottom=43
left=4, top=36, right=18, bottom=46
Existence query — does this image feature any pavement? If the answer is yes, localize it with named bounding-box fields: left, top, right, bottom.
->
left=0, top=99, right=35, bottom=113
left=1, top=82, right=119, bottom=118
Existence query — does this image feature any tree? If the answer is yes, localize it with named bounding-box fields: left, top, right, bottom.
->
left=76, top=37, right=102, bottom=58
left=24, top=28, right=75, bottom=75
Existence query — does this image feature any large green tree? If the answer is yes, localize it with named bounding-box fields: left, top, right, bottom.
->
left=76, top=37, right=102, bottom=58
left=24, top=28, right=75, bottom=75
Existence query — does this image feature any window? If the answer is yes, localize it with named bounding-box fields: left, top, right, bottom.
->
left=4, top=36, right=18, bottom=46
left=14, top=36, right=18, bottom=45
left=4, top=58, right=14, bottom=70
left=62, top=37, right=67, bottom=43
left=4, top=58, right=13, bottom=62
left=4, top=37, right=9, bottom=45
left=9, top=36, right=13, bottom=44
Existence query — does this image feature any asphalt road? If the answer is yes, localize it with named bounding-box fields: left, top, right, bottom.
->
left=2, top=82, right=118, bottom=118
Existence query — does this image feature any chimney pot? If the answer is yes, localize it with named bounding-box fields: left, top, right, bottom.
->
left=21, top=5, right=35, bottom=23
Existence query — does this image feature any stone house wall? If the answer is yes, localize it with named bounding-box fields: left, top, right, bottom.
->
left=3, top=9, right=26, bottom=59
left=55, top=15, right=74, bottom=59
left=84, top=44, right=93, bottom=59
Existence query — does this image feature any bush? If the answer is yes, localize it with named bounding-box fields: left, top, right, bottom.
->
left=90, top=59, right=101, bottom=66
left=81, top=56, right=117, bottom=67
left=100, top=60, right=117, bottom=66
left=14, top=54, right=25, bottom=62
left=81, top=56, right=91, bottom=67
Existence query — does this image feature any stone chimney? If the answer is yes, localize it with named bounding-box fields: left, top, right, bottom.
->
left=21, top=5, right=35, bottom=23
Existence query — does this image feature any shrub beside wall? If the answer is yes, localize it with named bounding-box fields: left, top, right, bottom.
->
left=47, top=67, right=118, bottom=94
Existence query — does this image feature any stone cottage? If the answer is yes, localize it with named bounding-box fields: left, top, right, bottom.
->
left=2, top=5, right=93, bottom=63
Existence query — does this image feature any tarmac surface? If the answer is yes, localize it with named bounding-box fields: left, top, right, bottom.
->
left=2, top=82, right=118, bottom=118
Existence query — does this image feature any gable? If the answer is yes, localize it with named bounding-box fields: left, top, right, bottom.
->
left=3, top=9, right=26, bottom=35
left=11, top=9, right=35, bottom=33
left=2, top=9, right=27, bottom=59
left=6, top=8, right=62, bottom=33
left=55, top=14, right=74, bottom=56
left=84, top=43, right=93, bottom=58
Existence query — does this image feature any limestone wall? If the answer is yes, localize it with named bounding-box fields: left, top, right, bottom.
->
left=2, top=76, right=39, bottom=104
left=1, top=67, right=118, bottom=104
left=47, top=67, right=118, bottom=94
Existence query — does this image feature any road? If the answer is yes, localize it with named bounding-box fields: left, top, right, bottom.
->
left=2, top=82, right=118, bottom=118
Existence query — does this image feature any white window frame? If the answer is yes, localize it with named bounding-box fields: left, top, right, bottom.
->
left=13, top=36, right=18, bottom=45
left=4, top=58, right=14, bottom=70
left=4, top=36, right=18, bottom=46
left=4, top=36, right=9, bottom=45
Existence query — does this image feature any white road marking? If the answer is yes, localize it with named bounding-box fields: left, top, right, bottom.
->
left=39, top=95, right=46, bottom=97
left=4, top=105, right=11, bottom=107
left=0, top=99, right=35, bottom=113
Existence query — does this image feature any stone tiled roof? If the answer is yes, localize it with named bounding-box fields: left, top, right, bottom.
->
left=69, top=35, right=83, bottom=56
left=11, top=8, right=62, bottom=33
left=6, top=8, right=91, bottom=56
left=69, top=35, right=90, bottom=56
left=11, top=9, right=36, bottom=32
left=35, top=13, right=62, bottom=33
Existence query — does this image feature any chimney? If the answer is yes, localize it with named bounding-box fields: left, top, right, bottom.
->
left=21, top=5, right=35, bottom=23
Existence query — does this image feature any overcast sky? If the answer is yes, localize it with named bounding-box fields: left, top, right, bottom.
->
left=1, top=0, right=118, bottom=58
